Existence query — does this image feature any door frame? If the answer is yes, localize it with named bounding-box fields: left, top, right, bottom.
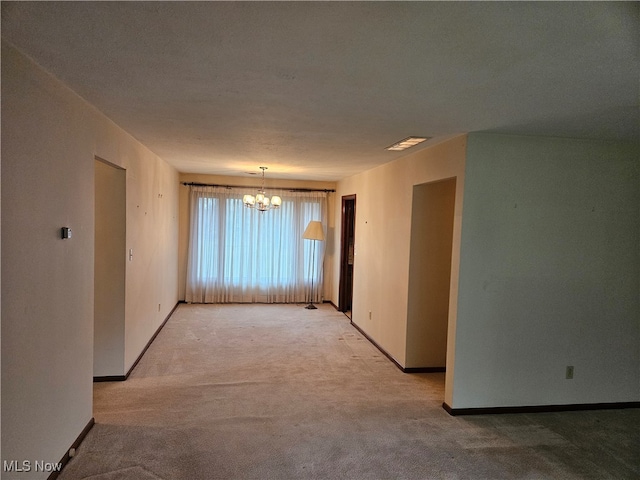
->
left=338, top=195, right=356, bottom=312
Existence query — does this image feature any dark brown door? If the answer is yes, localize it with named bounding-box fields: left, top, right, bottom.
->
left=339, top=195, right=356, bottom=313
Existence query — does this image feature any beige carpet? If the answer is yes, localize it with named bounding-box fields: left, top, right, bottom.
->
left=60, top=303, right=639, bottom=479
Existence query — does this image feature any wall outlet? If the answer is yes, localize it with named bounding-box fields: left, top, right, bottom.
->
left=566, top=366, right=574, bottom=379
left=158, top=303, right=161, bottom=312
left=369, top=311, right=372, bottom=320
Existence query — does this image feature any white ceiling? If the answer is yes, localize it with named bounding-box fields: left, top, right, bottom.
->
left=2, top=2, right=638, bottom=181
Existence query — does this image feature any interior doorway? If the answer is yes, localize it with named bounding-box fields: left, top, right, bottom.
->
left=94, top=157, right=126, bottom=379
left=339, top=195, right=356, bottom=318
left=405, top=178, right=456, bottom=370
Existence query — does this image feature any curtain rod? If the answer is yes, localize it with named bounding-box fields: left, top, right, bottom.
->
left=182, top=182, right=335, bottom=193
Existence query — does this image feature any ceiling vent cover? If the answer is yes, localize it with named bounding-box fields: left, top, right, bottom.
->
left=386, top=136, right=429, bottom=151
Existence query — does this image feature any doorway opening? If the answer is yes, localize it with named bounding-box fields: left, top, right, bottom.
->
left=94, top=157, right=126, bottom=380
left=339, top=195, right=356, bottom=318
left=405, top=178, right=456, bottom=372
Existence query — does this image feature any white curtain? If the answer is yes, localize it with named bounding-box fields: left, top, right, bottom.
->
left=186, top=186, right=327, bottom=304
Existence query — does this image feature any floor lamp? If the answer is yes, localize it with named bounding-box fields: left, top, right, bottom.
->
left=303, top=220, right=325, bottom=309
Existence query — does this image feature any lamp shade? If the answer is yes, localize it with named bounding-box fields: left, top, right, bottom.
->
left=302, top=221, right=324, bottom=241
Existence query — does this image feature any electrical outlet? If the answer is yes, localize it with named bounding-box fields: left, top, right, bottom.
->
left=566, top=366, right=574, bottom=379
left=369, top=311, right=372, bottom=320
left=158, top=303, right=161, bottom=312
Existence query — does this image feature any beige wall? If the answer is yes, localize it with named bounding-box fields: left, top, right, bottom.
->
left=124, top=148, right=179, bottom=372
left=452, top=133, right=640, bottom=409
left=178, top=173, right=337, bottom=302
left=332, top=136, right=467, bottom=397
left=2, top=41, right=179, bottom=477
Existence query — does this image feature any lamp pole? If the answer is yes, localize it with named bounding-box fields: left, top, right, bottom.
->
left=306, top=239, right=318, bottom=309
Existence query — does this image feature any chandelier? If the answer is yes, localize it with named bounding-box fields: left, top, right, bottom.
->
left=243, top=167, right=282, bottom=211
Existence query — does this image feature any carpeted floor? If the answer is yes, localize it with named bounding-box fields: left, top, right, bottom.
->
left=60, top=303, right=639, bottom=479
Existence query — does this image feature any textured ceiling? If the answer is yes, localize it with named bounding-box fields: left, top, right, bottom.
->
left=2, top=2, right=638, bottom=181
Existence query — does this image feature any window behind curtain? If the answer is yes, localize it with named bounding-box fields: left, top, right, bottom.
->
left=186, top=186, right=326, bottom=304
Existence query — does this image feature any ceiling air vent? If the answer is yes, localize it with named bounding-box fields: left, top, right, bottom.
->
left=386, top=136, right=429, bottom=151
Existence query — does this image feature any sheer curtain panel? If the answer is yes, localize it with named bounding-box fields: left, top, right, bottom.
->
left=186, top=186, right=327, bottom=304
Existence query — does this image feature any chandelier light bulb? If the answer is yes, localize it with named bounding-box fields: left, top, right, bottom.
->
left=243, top=167, right=282, bottom=211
